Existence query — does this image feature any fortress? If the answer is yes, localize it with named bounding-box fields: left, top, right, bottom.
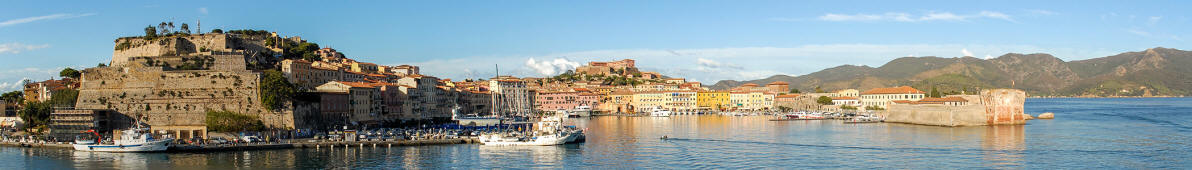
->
left=75, top=33, right=295, bottom=139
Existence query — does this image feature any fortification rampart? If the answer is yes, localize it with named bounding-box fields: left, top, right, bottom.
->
left=77, top=54, right=294, bottom=130
left=884, top=89, right=1027, bottom=126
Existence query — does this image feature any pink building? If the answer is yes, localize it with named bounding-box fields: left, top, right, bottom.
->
left=535, top=91, right=601, bottom=111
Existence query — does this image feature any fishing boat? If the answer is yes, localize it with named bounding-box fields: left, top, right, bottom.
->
left=479, top=114, right=584, bottom=146
left=73, top=128, right=173, bottom=152
left=569, top=105, right=592, bottom=117
left=650, top=107, right=672, bottom=117
left=843, top=115, right=883, bottom=124
left=769, top=112, right=827, bottom=121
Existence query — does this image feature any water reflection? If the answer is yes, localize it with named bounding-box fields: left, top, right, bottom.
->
left=982, top=125, right=1025, bottom=167
left=7, top=97, right=1191, bottom=169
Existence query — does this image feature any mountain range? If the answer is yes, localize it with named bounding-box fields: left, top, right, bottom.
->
left=709, top=47, right=1192, bottom=97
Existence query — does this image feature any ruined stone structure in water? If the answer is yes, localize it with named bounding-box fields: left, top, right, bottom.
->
left=883, top=89, right=1027, bottom=126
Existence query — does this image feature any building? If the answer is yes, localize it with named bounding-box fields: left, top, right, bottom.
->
left=489, top=77, right=534, bottom=117
left=765, top=81, right=790, bottom=94
left=316, top=81, right=381, bottom=126
left=576, top=59, right=639, bottom=76
left=601, top=90, right=635, bottom=113
left=24, top=79, right=78, bottom=102
left=48, top=109, right=127, bottom=141
left=697, top=91, right=730, bottom=111
left=387, top=65, right=420, bottom=76
left=831, top=96, right=860, bottom=106
left=835, top=89, right=860, bottom=97
left=774, top=94, right=800, bottom=111
left=535, top=91, right=580, bottom=111
left=860, top=86, right=926, bottom=110
left=664, top=78, right=686, bottom=84
left=350, top=62, right=379, bottom=73
left=884, top=89, right=1027, bottom=126
left=631, top=92, right=665, bottom=112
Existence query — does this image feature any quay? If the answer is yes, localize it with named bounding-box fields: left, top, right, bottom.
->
left=0, top=138, right=481, bottom=152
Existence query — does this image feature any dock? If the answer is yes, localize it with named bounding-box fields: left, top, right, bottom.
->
left=1, top=138, right=482, bottom=152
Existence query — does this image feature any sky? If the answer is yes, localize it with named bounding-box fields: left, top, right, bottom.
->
left=1, top=0, right=1188, bottom=92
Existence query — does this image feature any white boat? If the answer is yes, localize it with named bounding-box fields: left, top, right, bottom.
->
left=650, top=107, right=671, bottom=117
left=479, top=114, right=583, bottom=146
left=569, top=105, right=592, bottom=117
left=73, top=128, right=173, bottom=152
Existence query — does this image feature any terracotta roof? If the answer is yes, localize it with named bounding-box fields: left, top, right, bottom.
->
left=776, top=94, right=801, bottom=98
left=335, top=81, right=377, bottom=88
left=861, top=86, right=925, bottom=95
left=766, top=81, right=789, bottom=85
left=891, top=100, right=913, bottom=104
left=831, top=96, right=858, bottom=100
left=610, top=90, right=634, bottom=95
left=918, top=97, right=968, bottom=102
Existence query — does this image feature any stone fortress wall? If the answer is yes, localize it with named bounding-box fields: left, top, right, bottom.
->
left=78, top=33, right=294, bottom=139
left=884, top=89, right=1027, bottom=126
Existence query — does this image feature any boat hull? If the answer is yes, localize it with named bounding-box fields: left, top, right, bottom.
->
left=73, top=139, right=172, bottom=152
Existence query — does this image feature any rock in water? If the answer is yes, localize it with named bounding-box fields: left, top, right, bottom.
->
left=1038, top=112, right=1055, bottom=119
left=1023, top=114, right=1035, bottom=120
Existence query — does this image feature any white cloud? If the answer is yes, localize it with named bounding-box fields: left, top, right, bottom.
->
left=1026, top=9, right=1057, bottom=15
left=1130, top=28, right=1149, bottom=36
left=1147, top=16, right=1161, bottom=26
left=0, top=43, right=50, bottom=54
left=0, top=13, right=96, bottom=27
left=961, top=48, right=974, bottom=57
left=815, top=11, right=1014, bottom=22
left=984, top=55, right=994, bottom=60
left=398, top=44, right=1111, bottom=83
left=524, top=58, right=580, bottom=76
left=979, top=11, right=1014, bottom=22
left=198, top=7, right=209, bottom=15
left=696, top=58, right=742, bottom=70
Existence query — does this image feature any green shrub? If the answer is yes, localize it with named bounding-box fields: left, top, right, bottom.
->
left=206, top=111, right=266, bottom=132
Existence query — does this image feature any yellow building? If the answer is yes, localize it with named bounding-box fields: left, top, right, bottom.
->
left=697, top=91, right=730, bottom=111
left=632, top=92, right=666, bottom=112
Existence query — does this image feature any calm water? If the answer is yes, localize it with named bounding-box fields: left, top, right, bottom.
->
left=3, top=98, right=1190, bottom=169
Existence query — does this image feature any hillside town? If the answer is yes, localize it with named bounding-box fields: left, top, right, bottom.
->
left=0, top=29, right=1018, bottom=143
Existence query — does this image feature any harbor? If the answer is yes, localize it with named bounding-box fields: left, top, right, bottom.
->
left=2, top=98, right=1188, bottom=169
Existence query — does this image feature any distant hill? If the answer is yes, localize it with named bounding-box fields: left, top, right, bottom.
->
left=710, top=47, right=1192, bottom=97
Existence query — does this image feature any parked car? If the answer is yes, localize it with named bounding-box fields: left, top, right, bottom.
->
left=240, top=135, right=261, bottom=143
left=208, top=137, right=230, bottom=144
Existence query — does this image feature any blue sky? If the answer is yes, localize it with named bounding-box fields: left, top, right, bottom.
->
left=1, top=0, right=1188, bottom=91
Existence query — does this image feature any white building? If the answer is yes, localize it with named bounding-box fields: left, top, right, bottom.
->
left=860, top=86, right=926, bottom=110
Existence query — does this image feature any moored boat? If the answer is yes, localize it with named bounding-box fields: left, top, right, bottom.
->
left=73, top=128, right=173, bottom=152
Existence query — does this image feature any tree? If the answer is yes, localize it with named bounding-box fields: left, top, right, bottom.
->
left=180, top=23, right=190, bottom=34
left=60, top=68, right=81, bottom=79
left=97, top=63, right=107, bottom=67
left=789, top=88, right=801, bottom=94
left=929, top=86, right=942, bottom=98
left=815, top=86, right=825, bottom=93
left=158, top=22, right=169, bottom=35
left=816, top=96, right=833, bottom=105
left=206, top=110, right=266, bottom=132
left=211, top=29, right=223, bottom=34
left=865, top=105, right=885, bottom=110
left=841, top=105, right=858, bottom=110
left=259, top=70, right=296, bottom=111
left=48, top=89, right=79, bottom=108
left=18, top=101, right=53, bottom=130
left=1, top=91, right=22, bottom=104
left=144, top=25, right=157, bottom=38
